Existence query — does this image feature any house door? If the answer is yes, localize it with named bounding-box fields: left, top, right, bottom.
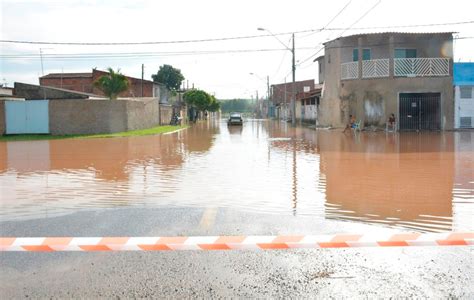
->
left=5, top=100, right=49, bottom=134
left=399, top=93, right=440, bottom=131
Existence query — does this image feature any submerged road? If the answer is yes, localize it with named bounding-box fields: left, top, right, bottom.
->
left=1, top=120, right=473, bottom=297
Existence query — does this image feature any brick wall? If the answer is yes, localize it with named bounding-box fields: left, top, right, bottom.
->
left=40, top=70, right=156, bottom=98
left=40, top=77, right=94, bottom=93
left=271, top=79, right=315, bottom=105
left=92, top=70, right=154, bottom=98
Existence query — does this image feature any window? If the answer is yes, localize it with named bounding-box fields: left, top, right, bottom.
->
left=460, top=87, right=472, bottom=99
left=395, top=49, right=417, bottom=58
left=362, top=49, right=371, bottom=60
left=352, top=49, right=359, bottom=62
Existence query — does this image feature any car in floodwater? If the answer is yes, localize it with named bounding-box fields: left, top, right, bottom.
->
left=227, top=112, right=243, bottom=125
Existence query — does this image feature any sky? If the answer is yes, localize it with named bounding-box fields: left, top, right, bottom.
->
left=1, top=0, right=473, bottom=99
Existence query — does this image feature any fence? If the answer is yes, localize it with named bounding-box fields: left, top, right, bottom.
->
left=394, top=58, right=450, bottom=77
left=362, top=59, right=390, bottom=78
left=341, top=62, right=359, bottom=80
left=342, top=58, right=450, bottom=80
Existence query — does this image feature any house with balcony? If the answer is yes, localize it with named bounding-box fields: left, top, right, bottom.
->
left=317, top=32, right=454, bottom=130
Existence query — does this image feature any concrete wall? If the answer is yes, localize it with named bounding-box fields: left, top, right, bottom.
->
left=126, top=99, right=160, bottom=130
left=159, top=104, right=173, bottom=125
left=49, top=98, right=159, bottom=135
left=319, top=32, right=454, bottom=129
left=0, top=100, right=5, bottom=135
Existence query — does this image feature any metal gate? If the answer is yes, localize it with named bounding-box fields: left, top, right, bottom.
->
left=5, top=100, right=49, bottom=134
left=399, top=93, right=441, bottom=131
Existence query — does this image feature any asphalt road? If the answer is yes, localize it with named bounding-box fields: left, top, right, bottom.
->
left=1, top=207, right=473, bottom=298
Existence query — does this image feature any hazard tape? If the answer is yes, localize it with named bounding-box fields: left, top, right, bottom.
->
left=1, top=232, right=473, bottom=251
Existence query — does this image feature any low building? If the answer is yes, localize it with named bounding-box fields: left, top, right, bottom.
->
left=454, top=63, right=474, bottom=128
left=39, top=69, right=170, bottom=103
left=296, top=85, right=322, bottom=124
left=270, top=79, right=315, bottom=120
left=317, top=32, right=454, bottom=130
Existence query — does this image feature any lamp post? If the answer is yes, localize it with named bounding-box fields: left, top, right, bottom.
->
left=258, top=28, right=296, bottom=126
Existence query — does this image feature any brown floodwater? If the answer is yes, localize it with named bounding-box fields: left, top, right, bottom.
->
left=0, top=120, right=473, bottom=232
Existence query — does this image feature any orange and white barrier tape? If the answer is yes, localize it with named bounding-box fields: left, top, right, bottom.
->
left=1, top=232, right=473, bottom=252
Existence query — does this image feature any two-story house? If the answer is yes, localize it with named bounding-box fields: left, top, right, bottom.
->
left=317, top=32, right=454, bottom=130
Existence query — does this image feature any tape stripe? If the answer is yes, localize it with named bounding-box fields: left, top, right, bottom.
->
left=1, top=232, right=472, bottom=251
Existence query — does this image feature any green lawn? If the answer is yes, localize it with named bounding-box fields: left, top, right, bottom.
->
left=0, top=125, right=188, bottom=142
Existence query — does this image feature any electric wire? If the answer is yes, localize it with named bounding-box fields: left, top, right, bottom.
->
left=1, top=20, right=472, bottom=46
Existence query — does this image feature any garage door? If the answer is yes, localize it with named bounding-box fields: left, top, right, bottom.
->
left=399, top=93, right=441, bottom=131
left=5, top=100, right=49, bottom=134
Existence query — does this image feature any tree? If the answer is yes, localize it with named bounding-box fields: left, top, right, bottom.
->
left=184, top=89, right=215, bottom=121
left=93, top=68, right=129, bottom=100
left=208, top=96, right=220, bottom=112
left=184, top=89, right=212, bottom=111
left=151, top=64, right=185, bottom=91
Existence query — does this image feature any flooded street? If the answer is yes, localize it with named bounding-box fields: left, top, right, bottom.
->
left=1, top=120, right=473, bottom=233
left=1, top=120, right=473, bottom=298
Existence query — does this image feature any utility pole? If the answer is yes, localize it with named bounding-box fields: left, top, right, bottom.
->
left=256, top=90, right=259, bottom=118
left=39, top=48, right=45, bottom=76
left=267, top=75, right=270, bottom=118
left=284, top=77, right=287, bottom=120
left=291, top=33, right=296, bottom=127
left=141, top=64, right=144, bottom=97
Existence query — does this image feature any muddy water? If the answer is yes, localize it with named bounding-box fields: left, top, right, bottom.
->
left=0, top=121, right=473, bottom=232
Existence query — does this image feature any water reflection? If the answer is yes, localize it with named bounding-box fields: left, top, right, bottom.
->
left=0, top=120, right=472, bottom=232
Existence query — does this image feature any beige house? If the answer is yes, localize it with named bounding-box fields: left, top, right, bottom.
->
left=317, top=32, right=454, bottom=130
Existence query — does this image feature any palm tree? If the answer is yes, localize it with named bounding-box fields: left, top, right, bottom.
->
left=93, top=68, right=130, bottom=100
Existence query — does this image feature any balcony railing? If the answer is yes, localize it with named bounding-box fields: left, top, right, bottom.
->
left=341, top=58, right=450, bottom=80
left=362, top=59, right=389, bottom=78
left=341, top=62, right=358, bottom=80
left=394, top=58, right=450, bottom=77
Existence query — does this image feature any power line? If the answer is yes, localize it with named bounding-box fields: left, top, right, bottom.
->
left=297, top=0, right=382, bottom=67
left=0, top=47, right=319, bottom=60
left=299, top=0, right=353, bottom=39
left=1, top=20, right=472, bottom=46
left=271, top=36, right=292, bottom=79
left=2, top=37, right=471, bottom=62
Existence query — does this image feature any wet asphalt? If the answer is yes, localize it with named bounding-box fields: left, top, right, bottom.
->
left=1, top=206, right=473, bottom=298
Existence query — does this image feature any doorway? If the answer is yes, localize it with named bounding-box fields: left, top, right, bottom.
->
left=399, top=93, right=441, bottom=131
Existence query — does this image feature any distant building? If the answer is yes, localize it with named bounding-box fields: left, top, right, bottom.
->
left=39, top=69, right=170, bottom=103
left=317, top=32, right=454, bottom=130
left=270, top=79, right=315, bottom=120
left=454, top=63, right=474, bottom=128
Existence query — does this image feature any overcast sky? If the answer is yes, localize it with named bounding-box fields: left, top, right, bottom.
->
left=1, top=0, right=473, bottom=98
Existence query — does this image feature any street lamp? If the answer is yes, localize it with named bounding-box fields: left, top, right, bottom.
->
left=258, top=28, right=296, bottom=126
